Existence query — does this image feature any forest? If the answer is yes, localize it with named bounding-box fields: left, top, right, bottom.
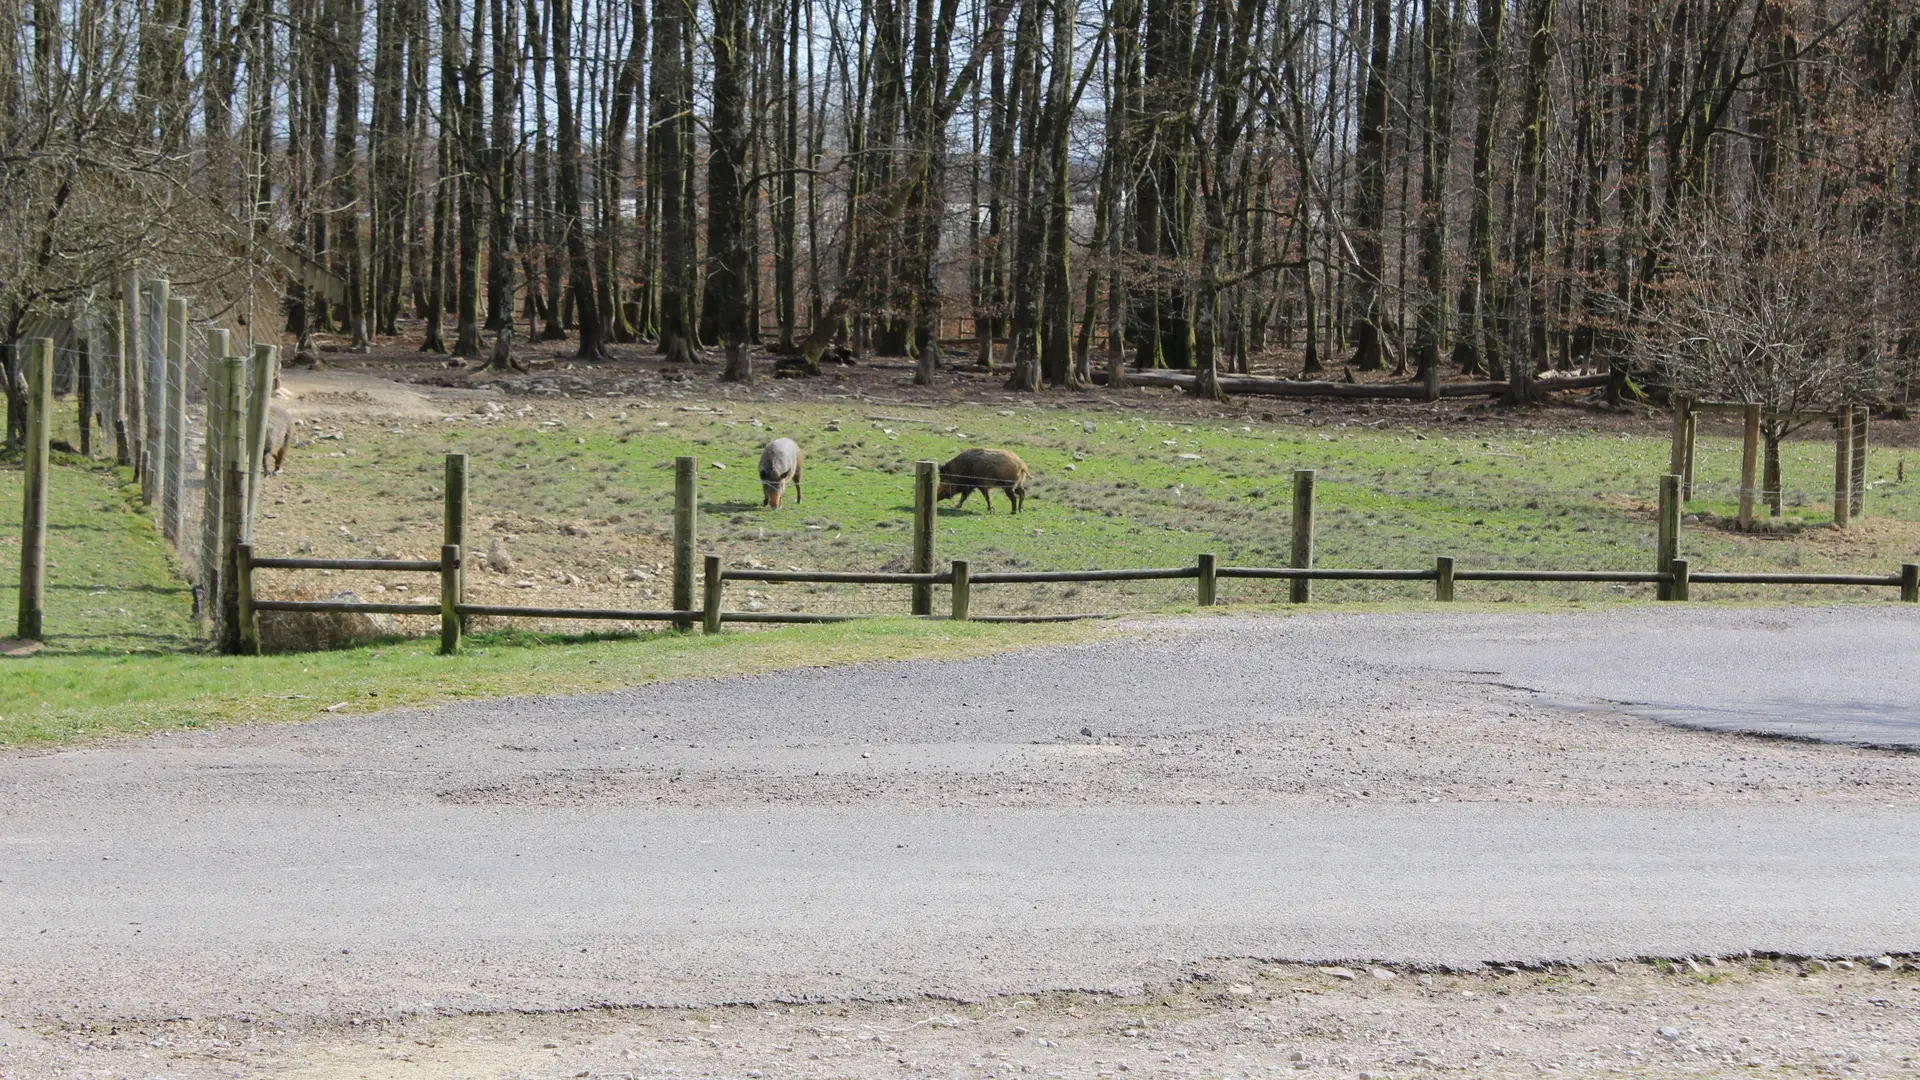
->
left=1, top=0, right=1917, bottom=414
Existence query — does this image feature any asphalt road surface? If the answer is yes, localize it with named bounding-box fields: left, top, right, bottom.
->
left=4, top=606, right=1917, bottom=1023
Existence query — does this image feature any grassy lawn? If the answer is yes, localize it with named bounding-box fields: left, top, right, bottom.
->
left=0, top=454, right=201, bottom=654
left=266, top=399, right=1920, bottom=612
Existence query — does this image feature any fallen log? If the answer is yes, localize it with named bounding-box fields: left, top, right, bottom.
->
left=1092, top=369, right=1613, bottom=399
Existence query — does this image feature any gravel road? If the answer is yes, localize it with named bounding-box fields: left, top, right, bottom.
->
left=3, top=606, right=1918, bottom=1032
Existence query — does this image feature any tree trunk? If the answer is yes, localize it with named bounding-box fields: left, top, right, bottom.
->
left=329, top=0, right=367, bottom=348
left=1504, top=0, right=1555, bottom=404
left=422, top=0, right=457, bottom=353
left=1039, top=0, right=1076, bottom=387
left=369, top=0, right=406, bottom=335
left=710, top=0, right=751, bottom=380
left=1004, top=0, right=1045, bottom=392
left=909, top=0, right=962, bottom=386
left=550, top=0, right=604, bottom=358
left=452, top=0, right=484, bottom=356
left=1414, top=0, right=1458, bottom=386
left=1457, top=0, right=1503, bottom=376
left=1348, top=0, right=1391, bottom=371
left=1764, top=429, right=1783, bottom=517
left=653, top=0, right=698, bottom=362
left=484, top=0, right=519, bottom=333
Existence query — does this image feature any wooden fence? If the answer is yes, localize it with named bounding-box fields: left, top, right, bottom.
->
left=1668, top=396, right=1870, bottom=530
left=225, top=455, right=1920, bottom=656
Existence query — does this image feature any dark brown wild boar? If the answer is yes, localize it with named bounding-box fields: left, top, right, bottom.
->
left=265, top=404, right=293, bottom=475
left=760, top=437, right=804, bottom=507
left=937, top=448, right=1030, bottom=514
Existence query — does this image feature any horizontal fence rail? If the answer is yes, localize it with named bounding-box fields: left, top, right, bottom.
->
left=968, top=567, right=1201, bottom=583
left=455, top=604, right=700, bottom=621
left=250, top=556, right=443, bottom=573
left=1688, top=571, right=1904, bottom=586
left=251, top=599, right=443, bottom=616
left=1220, top=567, right=1436, bottom=581
left=722, top=568, right=951, bottom=585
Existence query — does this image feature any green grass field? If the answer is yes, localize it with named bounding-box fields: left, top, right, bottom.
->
left=0, top=455, right=200, bottom=654
left=5, top=396, right=1915, bottom=747
left=285, top=400, right=1920, bottom=610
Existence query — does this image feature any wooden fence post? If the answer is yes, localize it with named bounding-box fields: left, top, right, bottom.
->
left=140, top=277, right=167, bottom=498
left=243, top=344, right=279, bottom=527
left=215, top=355, right=247, bottom=653
left=1738, top=403, right=1761, bottom=530
left=1196, top=553, right=1217, bottom=606
left=235, top=541, right=259, bottom=654
left=1833, top=405, right=1853, bottom=528
left=1290, top=468, right=1316, bottom=603
left=440, top=544, right=462, bottom=654
left=1668, top=394, right=1691, bottom=487
left=912, top=460, right=936, bottom=616
left=201, top=331, right=233, bottom=604
left=117, top=269, right=140, bottom=468
left=15, top=339, right=52, bottom=641
left=140, top=276, right=168, bottom=495
left=673, top=456, right=696, bottom=629
left=162, top=296, right=187, bottom=543
left=1435, top=555, right=1455, bottom=601
left=950, top=559, right=971, bottom=620
left=1656, top=473, right=1680, bottom=601
left=703, top=555, right=723, bottom=634
left=443, top=452, right=468, bottom=628
left=1682, top=411, right=1698, bottom=502
left=1850, top=407, right=1868, bottom=518
left=1670, top=557, right=1690, bottom=602
left=77, top=330, right=93, bottom=457
left=1901, top=563, right=1918, bottom=603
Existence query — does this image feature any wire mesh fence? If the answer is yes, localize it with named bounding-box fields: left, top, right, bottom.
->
left=20, top=273, right=267, bottom=643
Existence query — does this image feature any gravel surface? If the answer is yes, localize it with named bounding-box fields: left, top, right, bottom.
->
left=7, top=960, right=1917, bottom=1078
left=3, top=606, right=1918, bottom=1068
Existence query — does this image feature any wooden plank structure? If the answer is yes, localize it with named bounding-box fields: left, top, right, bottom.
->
left=1671, top=397, right=1869, bottom=530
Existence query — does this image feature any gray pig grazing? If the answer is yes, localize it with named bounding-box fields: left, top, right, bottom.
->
left=759, top=437, right=804, bottom=507
left=264, top=404, right=294, bottom=475
left=937, top=448, right=1030, bottom=514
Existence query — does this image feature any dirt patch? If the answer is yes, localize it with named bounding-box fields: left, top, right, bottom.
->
left=277, top=367, right=503, bottom=421
left=9, top=959, right=1915, bottom=1078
